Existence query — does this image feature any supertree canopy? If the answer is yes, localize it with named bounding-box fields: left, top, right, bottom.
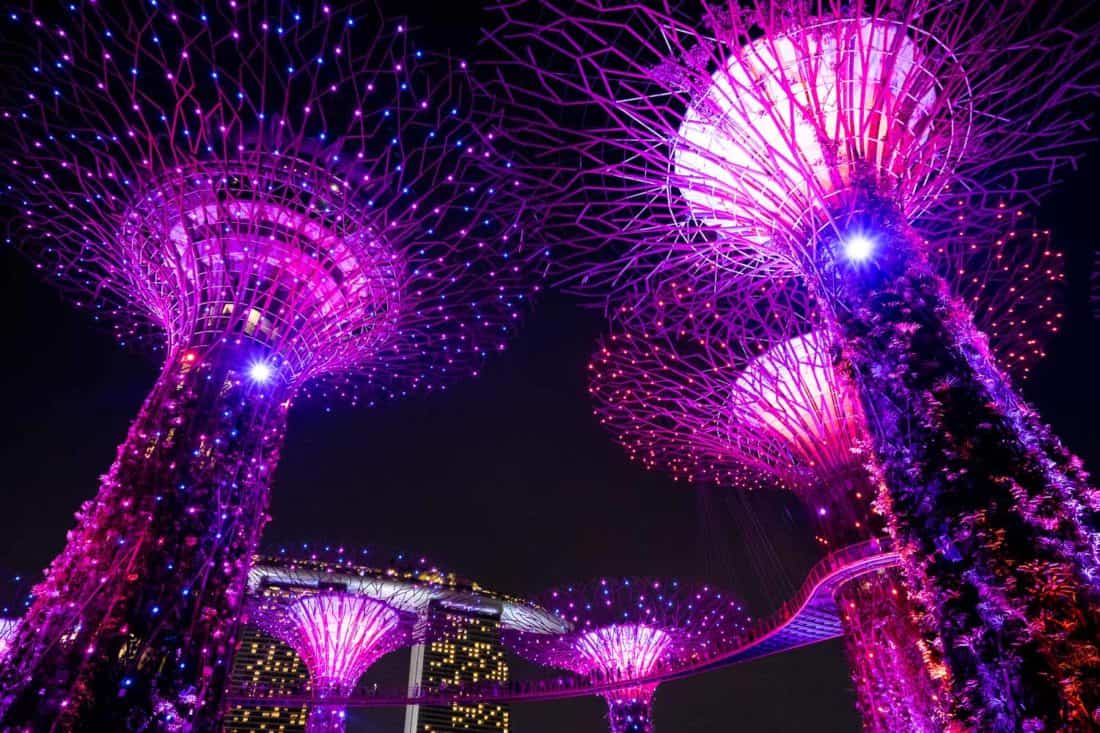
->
left=0, top=1, right=535, bottom=728
left=247, top=585, right=413, bottom=733
left=493, top=1, right=1100, bottom=728
left=590, top=222, right=1064, bottom=544
left=505, top=578, right=748, bottom=733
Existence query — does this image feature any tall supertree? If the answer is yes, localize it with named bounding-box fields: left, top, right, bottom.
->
left=492, top=2, right=1100, bottom=727
left=505, top=579, right=747, bottom=733
left=0, top=2, right=535, bottom=728
left=587, top=224, right=1061, bottom=732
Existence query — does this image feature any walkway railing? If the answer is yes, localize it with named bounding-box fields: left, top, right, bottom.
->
left=224, top=539, right=900, bottom=709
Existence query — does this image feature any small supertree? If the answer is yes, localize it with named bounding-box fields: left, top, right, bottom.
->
left=493, top=2, right=1100, bottom=727
left=237, top=546, right=566, bottom=731
left=0, top=2, right=535, bottom=728
left=505, top=579, right=747, bottom=733
left=248, top=591, right=411, bottom=733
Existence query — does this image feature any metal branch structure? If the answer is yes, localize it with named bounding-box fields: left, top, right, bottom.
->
left=0, top=2, right=537, bottom=728
left=247, top=578, right=415, bottom=733
left=506, top=579, right=747, bottom=733
left=591, top=329, right=946, bottom=731
left=587, top=219, right=1068, bottom=731
left=232, top=547, right=566, bottom=731
left=0, top=619, right=19, bottom=663
left=492, top=2, right=1100, bottom=728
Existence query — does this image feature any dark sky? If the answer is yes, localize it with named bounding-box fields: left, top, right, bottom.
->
left=2, top=3, right=1100, bottom=732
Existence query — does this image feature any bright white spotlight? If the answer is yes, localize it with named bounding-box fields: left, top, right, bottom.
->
left=843, top=235, right=874, bottom=262
left=249, top=361, right=274, bottom=383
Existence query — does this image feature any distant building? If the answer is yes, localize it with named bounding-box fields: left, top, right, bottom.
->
left=404, top=600, right=510, bottom=732
left=222, top=625, right=309, bottom=732
left=227, top=550, right=565, bottom=731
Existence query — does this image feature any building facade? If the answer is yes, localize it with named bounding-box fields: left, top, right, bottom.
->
left=404, top=600, right=511, bottom=732
left=222, top=625, right=309, bottom=732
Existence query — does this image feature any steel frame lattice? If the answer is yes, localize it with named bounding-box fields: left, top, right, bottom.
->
left=491, top=2, right=1100, bottom=727
left=0, top=1, right=537, bottom=729
left=506, top=578, right=748, bottom=733
left=248, top=584, right=416, bottom=733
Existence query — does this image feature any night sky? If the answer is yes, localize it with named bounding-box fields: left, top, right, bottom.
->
left=2, top=3, right=1100, bottom=732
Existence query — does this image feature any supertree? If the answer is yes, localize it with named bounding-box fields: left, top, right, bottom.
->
left=236, top=546, right=566, bottom=732
left=587, top=222, right=1062, bottom=732
left=0, top=2, right=535, bottom=728
left=492, top=2, right=1100, bottom=727
left=505, top=578, right=747, bottom=733
left=590, top=326, right=940, bottom=730
left=246, top=589, right=413, bottom=733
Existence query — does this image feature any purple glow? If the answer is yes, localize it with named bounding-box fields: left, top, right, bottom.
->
left=0, top=2, right=538, bottom=727
left=574, top=625, right=672, bottom=685
left=273, top=594, right=402, bottom=691
left=843, top=235, right=876, bottom=263
left=0, top=619, right=19, bottom=661
left=506, top=579, right=747, bottom=732
left=249, top=361, right=275, bottom=385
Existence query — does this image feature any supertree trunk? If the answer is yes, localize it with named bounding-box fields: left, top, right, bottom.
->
left=605, top=693, right=654, bottom=733
left=823, top=198, right=1100, bottom=731
left=0, top=345, right=289, bottom=731
left=835, top=569, right=948, bottom=732
left=305, top=693, right=347, bottom=733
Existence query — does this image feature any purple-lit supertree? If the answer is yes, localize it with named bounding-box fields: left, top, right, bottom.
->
left=233, top=545, right=566, bottom=732
left=590, top=327, right=941, bottom=730
left=587, top=224, right=1061, bottom=732
left=0, top=2, right=535, bottom=728
left=506, top=579, right=747, bottom=733
left=493, top=2, right=1100, bottom=727
left=240, top=547, right=433, bottom=733
left=247, top=589, right=411, bottom=733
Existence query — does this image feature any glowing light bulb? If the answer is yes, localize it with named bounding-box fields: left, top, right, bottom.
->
left=249, top=361, right=273, bottom=383
left=843, top=235, right=874, bottom=262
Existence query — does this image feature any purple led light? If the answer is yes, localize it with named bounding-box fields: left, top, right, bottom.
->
left=491, top=2, right=1099, bottom=724
left=506, top=579, right=748, bottom=732
left=0, top=619, right=19, bottom=662
left=0, top=2, right=539, bottom=727
left=258, top=593, right=403, bottom=694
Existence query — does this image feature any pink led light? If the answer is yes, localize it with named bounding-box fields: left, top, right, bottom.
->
left=674, top=18, right=948, bottom=247
left=728, top=331, right=862, bottom=482
left=507, top=580, right=746, bottom=732
left=574, top=625, right=671, bottom=681
left=278, top=594, right=402, bottom=692
left=0, top=619, right=19, bottom=661
left=0, top=2, right=539, bottom=727
left=249, top=589, right=410, bottom=733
